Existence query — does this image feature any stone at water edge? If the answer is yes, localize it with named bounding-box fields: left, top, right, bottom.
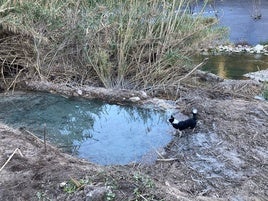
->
left=244, top=69, right=268, bottom=82
left=129, top=97, right=141, bottom=102
left=253, top=44, right=264, bottom=53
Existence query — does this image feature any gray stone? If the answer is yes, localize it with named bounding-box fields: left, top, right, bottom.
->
left=253, top=44, right=264, bottom=53
left=85, top=185, right=108, bottom=201
left=244, top=69, right=268, bottom=82
left=129, top=96, right=141, bottom=102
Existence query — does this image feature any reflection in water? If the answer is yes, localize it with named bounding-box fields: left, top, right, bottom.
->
left=217, top=57, right=227, bottom=78
left=0, top=92, right=171, bottom=165
left=194, top=54, right=268, bottom=79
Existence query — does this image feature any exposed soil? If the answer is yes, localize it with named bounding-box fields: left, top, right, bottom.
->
left=0, top=77, right=267, bottom=201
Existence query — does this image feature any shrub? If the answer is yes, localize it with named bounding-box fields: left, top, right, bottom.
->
left=0, top=0, right=227, bottom=91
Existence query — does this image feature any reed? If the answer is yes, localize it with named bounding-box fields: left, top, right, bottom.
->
left=0, top=0, right=227, bottom=92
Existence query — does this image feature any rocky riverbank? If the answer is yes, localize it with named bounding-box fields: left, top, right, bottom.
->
left=202, top=44, right=268, bottom=55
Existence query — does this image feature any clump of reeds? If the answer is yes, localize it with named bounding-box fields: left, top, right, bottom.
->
left=0, top=0, right=227, bottom=92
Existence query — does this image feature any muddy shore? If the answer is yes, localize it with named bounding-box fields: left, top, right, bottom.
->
left=0, top=76, right=267, bottom=201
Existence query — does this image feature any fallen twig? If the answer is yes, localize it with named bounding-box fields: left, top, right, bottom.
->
left=70, top=176, right=82, bottom=188
left=21, top=128, right=57, bottom=150
left=156, top=158, right=179, bottom=162
left=154, top=149, right=165, bottom=159
left=260, top=106, right=268, bottom=116
left=7, top=67, right=25, bottom=92
left=139, top=194, right=149, bottom=201
left=0, top=148, right=23, bottom=172
left=44, top=124, right=47, bottom=153
left=178, top=57, right=209, bottom=82
left=70, top=176, right=85, bottom=190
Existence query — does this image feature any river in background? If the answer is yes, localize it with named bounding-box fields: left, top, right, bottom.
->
left=195, top=0, right=268, bottom=45
left=193, top=0, right=268, bottom=79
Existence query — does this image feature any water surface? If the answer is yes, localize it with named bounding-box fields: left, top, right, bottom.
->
left=195, top=0, right=268, bottom=45
left=195, top=53, right=268, bottom=79
left=0, top=92, right=171, bottom=165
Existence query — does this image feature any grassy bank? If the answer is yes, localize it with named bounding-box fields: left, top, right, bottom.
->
left=0, top=0, right=227, bottom=93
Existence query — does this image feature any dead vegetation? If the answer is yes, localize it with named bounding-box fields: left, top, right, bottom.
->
left=0, top=1, right=267, bottom=200
left=0, top=0, right=227, bottom=93
left=0, top=76, right=267, bottom=201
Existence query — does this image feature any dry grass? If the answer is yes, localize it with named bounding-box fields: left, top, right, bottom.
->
left=0, top=0, right=227, bottom=92
left=0, top=72, right=267, bottom=200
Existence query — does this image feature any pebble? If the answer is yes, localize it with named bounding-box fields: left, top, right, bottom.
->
left=59, top=182, right=67, bottom=188
left=129, top=97, right=141, bottom=102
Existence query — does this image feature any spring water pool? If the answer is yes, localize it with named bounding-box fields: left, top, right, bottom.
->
left=0, top=92, right=172, bottom=165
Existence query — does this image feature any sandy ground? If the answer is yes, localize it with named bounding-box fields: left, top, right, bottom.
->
left=0, top=78, right=267, bottom=201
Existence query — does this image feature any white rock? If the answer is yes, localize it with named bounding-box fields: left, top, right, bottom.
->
left=244, top=47, right=251, bottom=52
left=233, top=48, right=240, bottom=53
left=253, top=44, right=264, bottom=53
left=140, top=91, right=148, bottom=98
left=244, top=69, right=268, bottom=82
left=59, top=182, right=67, bottom=188
left=218, top=45, right=224, bottom=49
left=254, top=95, right=266, bottom=101
left=77, top=89, right=83, bottom=95
left=129, top=97, right=141, bottom=102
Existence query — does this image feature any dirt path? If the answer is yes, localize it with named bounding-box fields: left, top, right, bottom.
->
left=0, top=78, right=267, bottom=201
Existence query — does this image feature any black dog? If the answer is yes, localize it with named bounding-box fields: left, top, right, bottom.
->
left=168, top=109, right=197, bottom=131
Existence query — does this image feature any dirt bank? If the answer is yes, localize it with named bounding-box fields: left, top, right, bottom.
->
left=0, top=77, right=267, bottom=201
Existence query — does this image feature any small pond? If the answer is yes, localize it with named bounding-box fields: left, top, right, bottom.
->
left=0, top=92, right=172, bottom=165
left=0, top=93, right=263, bottom=191
left=195, top=53, right=268, bottom=79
